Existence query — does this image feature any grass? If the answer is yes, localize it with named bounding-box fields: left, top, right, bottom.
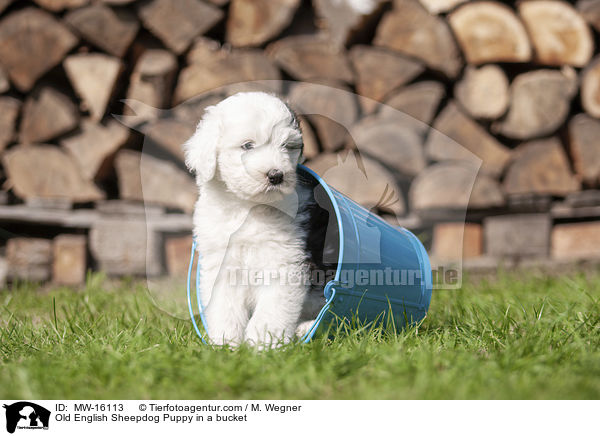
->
left=0, top=271, right=599, bottom=399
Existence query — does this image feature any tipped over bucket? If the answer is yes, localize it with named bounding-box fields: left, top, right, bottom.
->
left=297, top=165, right=433, bottom=341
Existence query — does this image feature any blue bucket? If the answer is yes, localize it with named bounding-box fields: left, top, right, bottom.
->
left=187, top=164, right=433, bottom=344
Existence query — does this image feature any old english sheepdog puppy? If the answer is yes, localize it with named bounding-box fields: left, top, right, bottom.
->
left=184, top=92, right=315, bottom=347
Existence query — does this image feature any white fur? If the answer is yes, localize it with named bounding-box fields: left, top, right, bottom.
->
left=184, top=92, right=310, bottom=348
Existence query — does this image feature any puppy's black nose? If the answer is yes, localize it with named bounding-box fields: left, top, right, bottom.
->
left=267, top=169, right=284, bottom=185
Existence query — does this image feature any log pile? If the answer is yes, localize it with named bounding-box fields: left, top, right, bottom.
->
left=1, top=0, right=600, bottom=285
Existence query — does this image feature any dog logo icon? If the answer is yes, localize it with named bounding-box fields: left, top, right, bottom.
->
left=3, top=402, right=50, bottom=433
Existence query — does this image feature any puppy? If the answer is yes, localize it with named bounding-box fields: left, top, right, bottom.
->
left=184, top=92, right=312, bottom=347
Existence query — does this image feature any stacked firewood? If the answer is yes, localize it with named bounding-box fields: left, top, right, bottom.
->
left=1, top=0, right=600, bottom=285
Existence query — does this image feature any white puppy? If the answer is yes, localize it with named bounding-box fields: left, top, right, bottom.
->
left=184, top=92, right=311, bottom=347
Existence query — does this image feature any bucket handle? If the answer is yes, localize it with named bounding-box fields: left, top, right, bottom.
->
left=187, top=239, right=208, bottom=344
left=300, top=281, right=339, bottom=343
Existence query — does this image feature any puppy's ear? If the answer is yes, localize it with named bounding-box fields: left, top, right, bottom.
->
left=283, top=101, right=304, bottom=164
left=283, top=101, right=300, bottom=130
left=183, top=106, right=220, bottom=184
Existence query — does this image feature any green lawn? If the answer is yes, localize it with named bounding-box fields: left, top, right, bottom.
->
left=1, top=272, right=599, bottom=399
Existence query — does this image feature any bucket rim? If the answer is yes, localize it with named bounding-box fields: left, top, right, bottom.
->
left=297, top=164, right=344, bottom=286
left=296, top=164, right=346, bottom=342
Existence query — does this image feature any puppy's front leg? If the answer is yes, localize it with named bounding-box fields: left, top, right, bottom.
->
left=204, top=281, right=249, bottom=346
left=245, top=282, right=307, bottom=348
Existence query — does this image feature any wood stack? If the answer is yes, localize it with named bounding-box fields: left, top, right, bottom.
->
left=1, top=0, right=600, bottom=286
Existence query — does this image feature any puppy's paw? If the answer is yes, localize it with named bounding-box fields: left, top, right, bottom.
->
left=295, top=319, right=316, bottom=338
left=245, top=323, right=292, bottom=350
left=205, top=319, right=244, bottom=347
left=246, top=334, right=291, bottom=351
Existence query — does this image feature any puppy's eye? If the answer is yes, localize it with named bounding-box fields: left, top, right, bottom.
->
left=284, top=142, right=302, bottom=150
left=241, top=141, right=254, bottom=150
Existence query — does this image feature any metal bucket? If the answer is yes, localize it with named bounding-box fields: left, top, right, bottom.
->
left=187, top=164, right=433, bottom=343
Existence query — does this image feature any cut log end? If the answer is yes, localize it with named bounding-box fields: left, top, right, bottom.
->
left=19, top=87, right=79, bottom=144
left=2, top=145, right=105, bottom=203
left=454, top=65, right=509, bottom=120
left=494, top=68, right=577, bottom=140
left=137, top=0, right=223, bottom=54
left=568, top=113, right=600, bottom=187
left=0, top=8, right=78, bottom=92
left=375, top=1, right=462, bottom=78
left=64, top=53, right=123, bottom=121
left=64, top=4, right=139, bottom=58
left=350, top=45, right=424, bottom=109
left=449, top=2, right=532, bottom=64
left=267, top=35, right=354, bottom=83
left=226, top=0, right=300, bottom=47
left=503, top=138, right=581, bottom=196
left=520, top=0, right=594, bottom=67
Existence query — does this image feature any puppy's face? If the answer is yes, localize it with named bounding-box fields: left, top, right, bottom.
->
left=217, top=98, right=302, bottom=202
left=184, top=92, right=303, bottom=202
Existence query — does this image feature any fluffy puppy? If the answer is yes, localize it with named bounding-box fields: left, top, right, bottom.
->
left=184, top=92, right=311, bottom=347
